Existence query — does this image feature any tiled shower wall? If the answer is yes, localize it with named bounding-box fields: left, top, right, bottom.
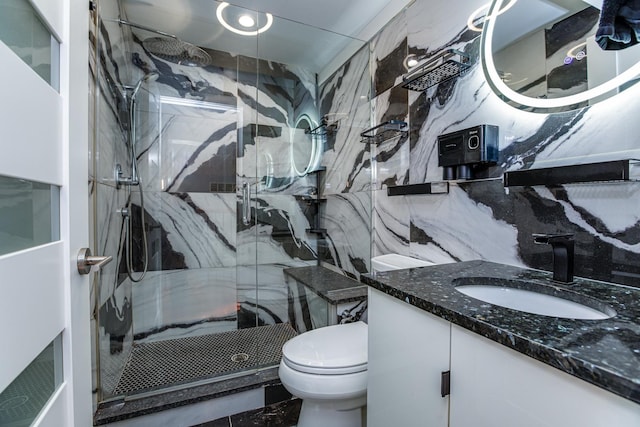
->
left=91, top=3, right=136, bottom=401
left=91, top=5, right=334, bottom=400
left=322, top=0, right=640, bottom=286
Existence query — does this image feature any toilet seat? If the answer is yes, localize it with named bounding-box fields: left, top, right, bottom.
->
left=282, top=322, right=367, bottom=375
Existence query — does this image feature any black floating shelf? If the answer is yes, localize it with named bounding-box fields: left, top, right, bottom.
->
left=295, top=195, right=327, bottom=203
left=503, top=160, right=634, bottom=187
left=360, top=120, right=408, bottom=144
left=387, top=182, right=450, bottom=196
left=306, top=228, right=327, bottom=235
left=402, top=49, right=471, bottom=92
left=305, top=118, right=339, bottom=136
left=308, top=166, right=326, bottom=173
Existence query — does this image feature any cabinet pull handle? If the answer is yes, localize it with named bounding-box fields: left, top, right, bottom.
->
left=441, top=370, right=450, bottom=397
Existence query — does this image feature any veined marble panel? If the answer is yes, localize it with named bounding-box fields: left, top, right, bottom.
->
left=457, top=180, right=640, bottom=285
left=96, top=181, right=129, bottom=308
left=141, top=191, right=237, bottom=269
left=98, top=275, right=133, bottom=398
left=148, top=105, right=238, bottom=193
left=372, top=189, right=410, bottom=257
left=319, top=46, right=371, bottom=194
left=371, top=11, right=407, bottom=96
left=408, top=57, right=554, bottom=184
left=321, top=101, right=372, bottom=194
left=236, top=263, right=313, bottom=328
left=372, top=85, right=409, bottom=188
left=320, top=192, right=372, bottom=278
left=236, top=194, right=317, bottom=267
left=95, top=69, right=128, bottom=187
left=132, top=268, right=237, bottom=342
left=408, top=184, right=523, bottom=266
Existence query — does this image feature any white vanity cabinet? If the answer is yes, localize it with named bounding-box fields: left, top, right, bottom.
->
left=367, top=288, right=451, bottom=427
left=368, top=288, right=640, bottom=427
left=449, top=325, right=640, bottom=427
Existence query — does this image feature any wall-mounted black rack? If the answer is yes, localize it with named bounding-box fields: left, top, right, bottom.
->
left=306, top=117, right=339, bottom=136
left=360, top=120, right=408, bottom=144
left=296, top=167, right=327, bottom=236
left=503, top=159, right=636, bottom=187
left=402, top=49, right=471, bottom=92
left=387, top=182, right=450, bottom=196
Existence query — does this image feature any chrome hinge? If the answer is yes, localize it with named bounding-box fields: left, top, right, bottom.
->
left=441, top=370, right=451, bottom=397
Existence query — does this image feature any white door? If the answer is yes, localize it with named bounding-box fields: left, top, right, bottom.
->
left=0, top=0, right=91, bottom=426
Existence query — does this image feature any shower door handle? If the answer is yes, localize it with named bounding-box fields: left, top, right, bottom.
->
left=242, top=182, right=251, bottom=225
left=77, top=248, right=113, bottom=275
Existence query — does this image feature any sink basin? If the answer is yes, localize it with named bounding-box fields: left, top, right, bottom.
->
left=454, top=278, right=616, bottom=320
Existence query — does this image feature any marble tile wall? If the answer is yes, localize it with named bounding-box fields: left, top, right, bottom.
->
left=351, top=0, right=640, bottom=287
left=91, top=4, right=327, bottom=400
left=317, top=46, right=373, bottom=280
left=92, top=8, right=136, bottom=400
left=126, top=43, right=321, bottom=336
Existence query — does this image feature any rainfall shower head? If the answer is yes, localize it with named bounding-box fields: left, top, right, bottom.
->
left=116, top=19, right=211, bottom=67
left=142, top=37, right=211, bottom=67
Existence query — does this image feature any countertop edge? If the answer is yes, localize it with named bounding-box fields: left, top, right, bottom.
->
left=362, top=274, right=640, bottom=406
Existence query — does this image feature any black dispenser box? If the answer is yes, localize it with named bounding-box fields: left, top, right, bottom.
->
left=437, top=125, right=499, bottom=179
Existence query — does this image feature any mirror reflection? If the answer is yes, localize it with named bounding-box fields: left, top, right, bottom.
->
left=485, top=0, right=640, bottom=110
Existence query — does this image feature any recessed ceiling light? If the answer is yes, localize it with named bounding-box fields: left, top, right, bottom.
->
left=216, top=2, right=273, bottom=36
left=238, top=14, right=255, bottom=28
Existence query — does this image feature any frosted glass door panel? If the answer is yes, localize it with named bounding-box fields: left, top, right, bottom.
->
left=0, top=175, right=59, bottom=256
left=0, top=0, right=60, bottom=89
left=0, top=336, right=62, bottom=427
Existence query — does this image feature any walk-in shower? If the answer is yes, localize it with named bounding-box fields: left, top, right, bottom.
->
left=91, top=0, right=368, bottom=410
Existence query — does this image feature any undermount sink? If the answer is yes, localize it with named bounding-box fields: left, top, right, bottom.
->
left=454, top=278, right=616, bottom=320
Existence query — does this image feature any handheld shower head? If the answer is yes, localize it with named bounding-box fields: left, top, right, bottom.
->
left=129, top=71, right=160, bottom=102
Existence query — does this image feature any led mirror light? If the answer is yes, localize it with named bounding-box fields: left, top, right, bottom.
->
left=482, top=0, right=640, bottom=112
left=216, top=2, right=273, bottom=36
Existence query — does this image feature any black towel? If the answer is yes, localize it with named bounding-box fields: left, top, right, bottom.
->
left=595, top=0, right=640, bottom=50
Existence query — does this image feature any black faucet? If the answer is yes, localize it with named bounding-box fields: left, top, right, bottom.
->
left=532, top=233, right=574, bottom=283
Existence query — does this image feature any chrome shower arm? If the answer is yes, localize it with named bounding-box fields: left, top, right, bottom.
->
left=112, top=19, right=178, bottom=39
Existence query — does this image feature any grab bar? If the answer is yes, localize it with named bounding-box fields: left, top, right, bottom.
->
left=242, top=182, right=251, bottom=225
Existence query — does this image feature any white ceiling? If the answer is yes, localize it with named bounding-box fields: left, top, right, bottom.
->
left=121, top=0, right=412, bottom=77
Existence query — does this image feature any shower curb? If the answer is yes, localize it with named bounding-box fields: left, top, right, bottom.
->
left=93, top=367, right=283, bottom=425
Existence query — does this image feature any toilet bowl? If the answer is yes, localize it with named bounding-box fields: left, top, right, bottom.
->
left=279, top=321, right=368, bottom=427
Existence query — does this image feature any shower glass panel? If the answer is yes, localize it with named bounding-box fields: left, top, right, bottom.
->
left=92, top=0, right=367, bottom=404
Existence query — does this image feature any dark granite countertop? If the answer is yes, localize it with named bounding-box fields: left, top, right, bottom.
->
left=361, top=260, right=640, bottom=405
left=283, top=266, right=367, bottom=304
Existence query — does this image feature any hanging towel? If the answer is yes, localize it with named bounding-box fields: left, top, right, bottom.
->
left=596, top=0, right=640, bottom=50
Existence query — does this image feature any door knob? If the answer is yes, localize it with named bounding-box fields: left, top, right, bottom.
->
left=77, top=248, right=113, bottom=275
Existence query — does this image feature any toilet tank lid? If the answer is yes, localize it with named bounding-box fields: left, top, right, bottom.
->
left=282, top=322, right=367, bottom=370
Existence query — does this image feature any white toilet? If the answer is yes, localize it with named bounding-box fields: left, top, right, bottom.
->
left=279, top=255, right=433, bottom=427
left=279, top=321, right=368, bottom=427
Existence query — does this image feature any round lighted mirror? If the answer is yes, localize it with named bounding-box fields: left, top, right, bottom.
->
left=291, top=114, right=320, bottom=176
left=481, top=0, right=640, bottom=112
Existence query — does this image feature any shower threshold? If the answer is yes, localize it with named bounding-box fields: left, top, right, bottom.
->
left=113, top=323, right=297, bottom=397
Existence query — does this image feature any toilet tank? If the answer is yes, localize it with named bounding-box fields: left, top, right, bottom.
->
left=371, top=254, right=434, bottom=272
